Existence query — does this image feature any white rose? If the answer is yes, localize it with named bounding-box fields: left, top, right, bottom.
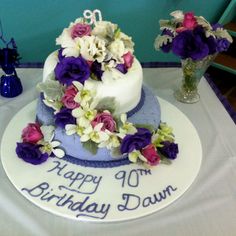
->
left=119, top=32, right=134, bottom=53
left=79, top=35, right=107, bottom=62
left=108, top=39, right=125, bottom=63
left=56, top=28, right=80, bottom=57
left=92, top=21, right=118, bottom=39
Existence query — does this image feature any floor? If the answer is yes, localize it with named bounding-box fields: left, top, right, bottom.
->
left=206, top=66, right=236, bottom=112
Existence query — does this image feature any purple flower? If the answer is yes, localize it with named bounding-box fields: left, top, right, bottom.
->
left=55, top=108, right=76, bottom=128
left=172, top=26, right=210, bottom=60
left=58, top=48, right=65, bottom=61
left=160, top=29, right=173, bottom=53
left=216, top=38, right=230, bottom=52
left=120, top=128, right=152, bottom=154
left=211, top=23, right=223, bottom=31
left=54, top=56, right=90, bottom=85
left=116, top=64, right=127, bottom=74
left=91, top=60, right=104, bottom=80
left=16, top=142, right=49, bottom=165
left=159, top=141, right=179, bottom=160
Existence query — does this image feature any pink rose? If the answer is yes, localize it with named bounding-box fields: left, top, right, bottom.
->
left=22, top=123, right=44, bottom=144
left=91, top=112, right=116, bottom=132
left=71, top=23, right=91, bottom=39
left=123, top=52, right=134, bottom=69
left=141, top=144, right=160, bottom=166
left=61, top=85, right=80, bottom=109
left=182, top=12, right=197, bottom=30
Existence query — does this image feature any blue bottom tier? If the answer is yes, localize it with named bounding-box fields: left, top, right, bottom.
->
left=36, top=86, right=161, bottom=168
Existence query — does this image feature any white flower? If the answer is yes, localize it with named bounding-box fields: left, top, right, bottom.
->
left=98, top=130, right=120, bottom=149
left=78, top=35, right=107, bottom=63
left=80, top=123, right=109, bottom=143
left=65, top=123, right=85, bottom=136
left=39, top=126, right=65, bottom=158
left=108, top=39, right=125, bottom=63
left=72, top=106, right=97, bottom=127
left=118, top=113, right=137, bottom=138
left=73, top=81, right=97, bottom=107
left=92, top=21, right=118, bottom=39
left=128, top=150, right=147, bottom=163
left=56, top=28, right=81, bottom=57
left=170, top=10, right=184, bottom=20
left=118, top=32, right=134, bottom=53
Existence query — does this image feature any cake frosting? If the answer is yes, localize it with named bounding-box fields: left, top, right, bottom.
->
left=43, top=51, right=143, bottom=114
left=15, top=10, right=179, bottom=168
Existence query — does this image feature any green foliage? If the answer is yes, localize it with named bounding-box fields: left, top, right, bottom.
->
left=82, top=140, right=98, bottom=155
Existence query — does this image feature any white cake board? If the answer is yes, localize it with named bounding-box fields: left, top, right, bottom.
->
left=1, top=98, right=202, bottom=222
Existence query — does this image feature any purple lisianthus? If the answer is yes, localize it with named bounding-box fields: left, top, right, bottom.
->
left=120, top=128, right=152, bottom=154
left=55, top=108, right=76, bottom=128
left=58, top=48, right=65, bottom=61
left=54, top=56, right=90, bottom=85
left=172, top=26, right=210, bottom=60
left=16, top=142, right=49, bottom=165
left=160, top=29, right=174, bottom=53
left=116, top=64, right=127, bottom=74
left=91, top=60, right=104, bottom=80
left=211, top=23, right=223, bottom=31
left=216, top=38, right=230, bottom=52
left=159, top=141, right=179, bottom=160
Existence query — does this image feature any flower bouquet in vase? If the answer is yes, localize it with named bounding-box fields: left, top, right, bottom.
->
left=155, top=10, right=233, bottom=103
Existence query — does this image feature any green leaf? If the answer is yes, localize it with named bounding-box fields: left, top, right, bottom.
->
left=134, top=123, right=155, bottom=132
left=154, top=35, right=173, bottom=50
left=82, top=140, right=98, bottom=155
left=111, top=147, right=122, bottom=157
left=159, top=19, right=177, bottom=33
left=37, top=80, right=64, bottom=100
left=95, top=97, right=117, bottom=114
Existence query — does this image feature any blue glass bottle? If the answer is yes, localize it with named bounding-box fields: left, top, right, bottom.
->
left=0, top=47, right=23, bottom=98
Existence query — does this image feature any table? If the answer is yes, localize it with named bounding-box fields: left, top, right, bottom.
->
left=1, top=68, right=236, bottom=236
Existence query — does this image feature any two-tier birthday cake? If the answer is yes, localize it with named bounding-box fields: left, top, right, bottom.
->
left=16, top=10, right=178, bottom=168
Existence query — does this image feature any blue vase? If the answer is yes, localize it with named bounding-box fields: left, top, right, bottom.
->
left=0, top=48, right=23, bottom=98
left=0, top=73, right=23, bottom=98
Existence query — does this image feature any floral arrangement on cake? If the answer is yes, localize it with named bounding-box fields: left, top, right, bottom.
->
left=17, top=79, right=178, bottom=167
left=154, top=10, right=233, bottom=60
left=16, top=124, right=65, bottom=164
left=15, top=10, right=179, bottom=167
left=50, top=10, right=134, bottom=86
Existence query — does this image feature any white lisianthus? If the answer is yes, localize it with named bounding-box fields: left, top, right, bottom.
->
left=118, top=114, right=137, bottom=138
left=170, top=10, right=184, bottom=20
left=78, top=35, right=107, bottom=62
left=92, top=21, right=118, bottom=39
left=128, top=149, right=147, bottom=163
left=56, top=29, right=81, bottom=57
left=80, top=123, right=109, bottom=144
left=118, top=32, right=134, bottom=53
left=108, top=39, right=125, bottom=63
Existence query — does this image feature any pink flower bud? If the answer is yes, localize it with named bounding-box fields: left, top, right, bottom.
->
left=22, top=123, right=43, bottom=144
left=61, top=85, right=80, bottom=109
left=71, top=23, right=91, bottom=39
left=91, top=112, right=116, bottom=132
left=182, top=12, right=197, bottom=30
left=123, top=52, right=134, bottom=69
left=141, top=144, right=160, bottom=166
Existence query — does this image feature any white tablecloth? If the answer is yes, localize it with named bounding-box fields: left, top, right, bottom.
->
left=0, top=68, right=236, bottom=236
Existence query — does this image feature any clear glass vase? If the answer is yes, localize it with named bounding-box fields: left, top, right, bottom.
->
left=174, top=55, right=215, bottom=103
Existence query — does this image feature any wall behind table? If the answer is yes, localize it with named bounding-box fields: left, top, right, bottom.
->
left=0, top=0, right=230, bottom=63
